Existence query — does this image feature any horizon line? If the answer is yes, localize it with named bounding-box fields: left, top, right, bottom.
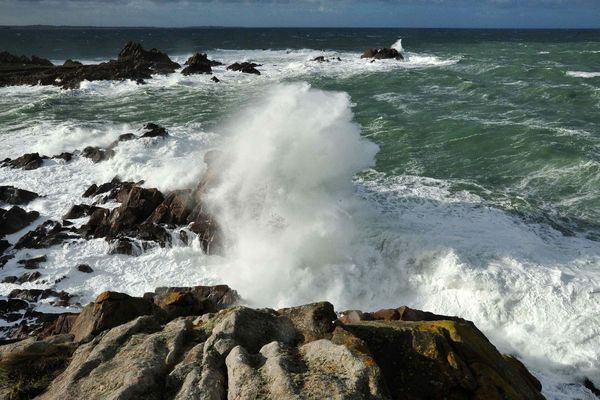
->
left=1, top=24, right=600, bottom=30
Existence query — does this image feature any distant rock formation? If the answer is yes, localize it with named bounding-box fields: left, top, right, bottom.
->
left=361, top=47, right=404, bottom=61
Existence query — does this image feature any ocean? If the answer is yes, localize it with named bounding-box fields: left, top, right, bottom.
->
left=1, top=27, right=599, bottom=398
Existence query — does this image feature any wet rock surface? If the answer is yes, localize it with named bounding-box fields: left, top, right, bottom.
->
left=0, top=186, right=39, bottom=206
left=361, top=47, right=404, bottom=60
left=0, top=288, right=545, bottom=400
left=1, top=153, right=47, bottom=170
left=181, top=52, right=220, bottom=75
left=0, top=206, right=40, bottom=236
left=227, top=61, right=261, bottom=75
left=0, top=42, right=178, bottom=89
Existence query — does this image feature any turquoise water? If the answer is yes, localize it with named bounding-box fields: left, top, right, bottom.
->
left=1, top=28, right=600, bottom=398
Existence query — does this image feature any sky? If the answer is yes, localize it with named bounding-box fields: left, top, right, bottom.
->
left=1, top=0, right=600, bottom=28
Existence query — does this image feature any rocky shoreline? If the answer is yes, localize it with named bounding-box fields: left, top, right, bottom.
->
left=0, top=116, right=548, bottom=399
left=0, top=43, right=405, bottom=89
left=0, top=283, right=545, bottom=399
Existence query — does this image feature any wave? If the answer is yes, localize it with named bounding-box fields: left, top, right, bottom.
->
left=566, top=71, right=600, bottom=78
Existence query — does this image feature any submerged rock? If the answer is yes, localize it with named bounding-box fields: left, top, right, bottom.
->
left=81, top=146, right=115, bottom=163
left=140, top=122, right=169, bottom=138
left=361, top=47, right=404, bottom=61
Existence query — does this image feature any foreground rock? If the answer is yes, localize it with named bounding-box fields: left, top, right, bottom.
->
left=361, top=47, right=404, bottom=61
left=0, top=206, right=39, bottom=236
left=0, top=288, right=544, bottom=400
left=1, top=153, right=47, bottom=170
left=0, top=42, right=179, bottom=89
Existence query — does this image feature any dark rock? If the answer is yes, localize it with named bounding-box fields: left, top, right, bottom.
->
left=82, top=183, right=98, bottom=198
left=14, top=220, right=77, bottom=249
left=69, top=291, right=158, bottom=342
left=147, top=189, right=193, bottom=225
left=16, top=271, right=42, bottom=283
left=2, top=152, right=46, bottom=170
left=62, top=204, right=101, bottom=220
left=118, top=133, right=137, bottom=142
left=181, top=53, right=214, bottom=75
left=211, top=76, right=220, bottom=83
left=82, top=178, right=137, bottom=202
left=62, top=59, right=82, bottom=67
left=2, top=276, right=17, bottom=283
left=0, top=206, right=40, bottom=236
left=82, top=146, right=115, bottom=163
left=117, top=41, right=180, bottom=74
left=108, top=238, right=141, bottom=256
left=109, top=186, right=165, bottom=230
left=76, top=264, right=94, bottom=273
left=0, top=254, right=14, bottom=268
left=0, top=298, right=28, bottom=314
left=0, top=51, right=53, bottom=66
left=312, top=56, right=328, bottom=62
left=17, top=255, right=47, bottom=269
left=361, top=47, right=404, bottom=61
left=0, top=239, right=10, bottom=255
left=226, top=62, right=261, bottom=75
left=0, top=186, right=39, bottom=205
left=140, top=122, right=169, bottom=138
left=150, top=285, right=238, bottom=320
left=8, top=288, right=73, bottom=306
left=584, top=378, right=600, bottom=396
left=52, top=152, right=73, bottom=162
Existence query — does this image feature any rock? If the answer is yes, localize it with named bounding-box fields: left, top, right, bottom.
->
left=140, top=122, right=169, bottom=138
left=81, top=178, right=137, bottom=202
left=117, top=41, right=180, bottom=74
left=343, top=319, right=543, bottom=399
left=226, top=61, right=261, bottom=75
left=17, top=255, right=47, bottom=269
left=2, top=152, right=47, bottom=170
left=81, top=146, right=115, bottom=163
left=8, top=289, right=72, bottom=308
left=0, top=185, right=39, bottom=205
left=69, top=291, right=158, bottom=342
left=1, top=276, right=17, bottom=283
left=111, top=186, right=165, bottom=229
left=0, top=51, right=53, bottom=66
left=361, top=47, right=404, bottom=61
left=211, top=76, right=220, bottom=83
left=312, top=55, right=328, bottom=62
left=0, top=254, right=14, bottom=268
left=278, top=301, right=336, bottom=343
left=52, top=152, right=73, bottom=162
left=107, top=132, right=137, bottom=148
left=62, top=59, right=82, bottom=67
left=76, top=264, right=93, bottom=273
left=149, top=285, right=238, bottom=320
left=108, top=237, right=142, bottom=256
left=0, top=335, right=76, bottom=399
left=147, top=189, right=193, bottom=225
left=14, top=220, right=77, bottom=249
left=0, top=206, right=40, bottom=236
left=39, top=316, right=184, bottom=400
left=62, top=204, right=101, bottom=220
left=0, top=239, right=10, bottom=255
left=16, top=271, right=42, bottom=283
left=181, top=53, right=214, bottom=75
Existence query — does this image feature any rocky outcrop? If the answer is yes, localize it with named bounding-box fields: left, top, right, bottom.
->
left=181, top=53, right=221, bottom=75
left=1, top=153, right=47, bottom=170
left=0, top=292, right=544, bottom=400
left=361, top=47, right=404, bottom=61
left=227, top=62, right=261, bottom=75
left=0, top=186, right=39, bottom=205
left=0, top=206, right=39, bottom=236
left=117, top=41, right=180, bottom=74
left=14, top=220, right=78, bottom=249
left=0, top=42, right=179, bottom=89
